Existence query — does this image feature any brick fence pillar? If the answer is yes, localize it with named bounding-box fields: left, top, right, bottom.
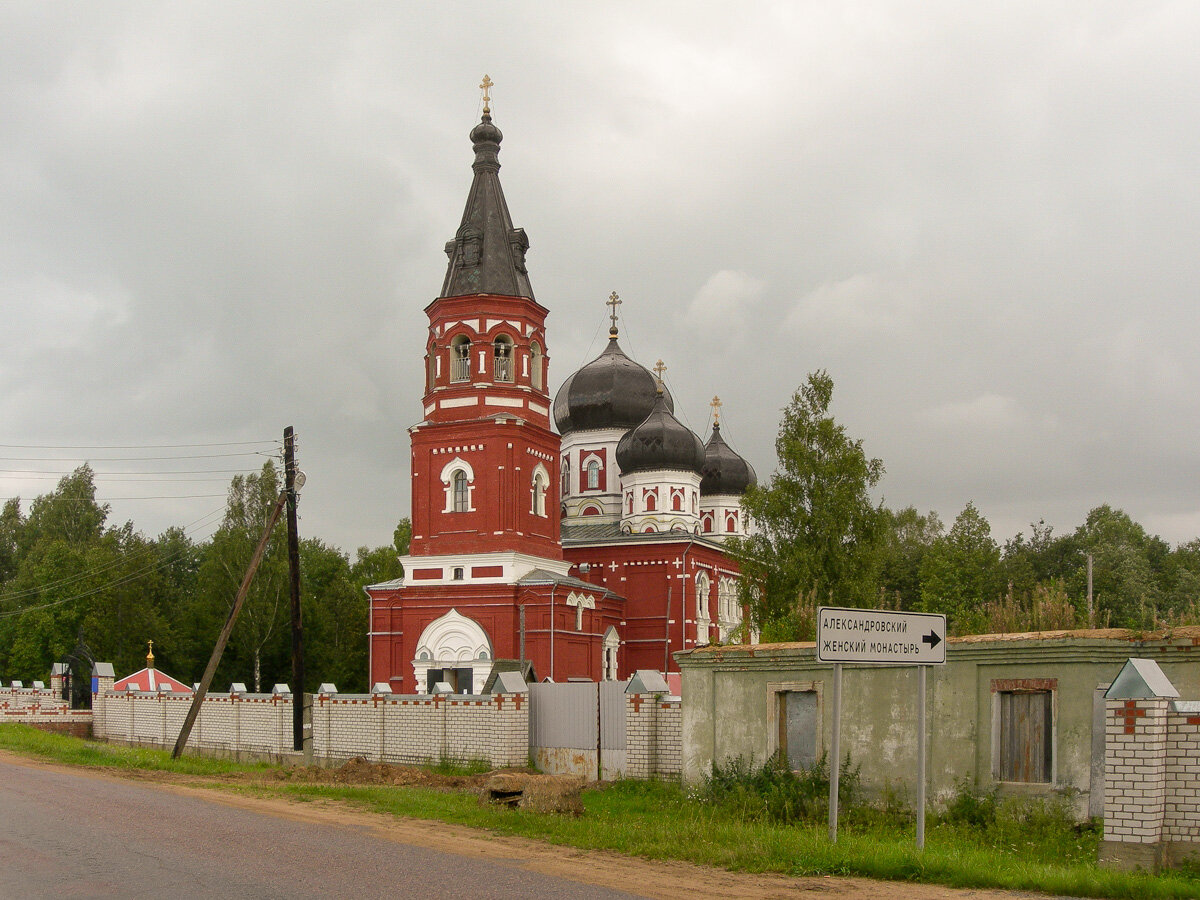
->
left=1100, top=697, right=1169, bottom=870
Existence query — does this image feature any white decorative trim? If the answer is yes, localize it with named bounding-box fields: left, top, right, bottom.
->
left=440, top=396, right=480, bottom=409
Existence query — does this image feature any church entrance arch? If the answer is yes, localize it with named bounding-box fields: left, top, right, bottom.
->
left=413, top=609, right=493, bottom=694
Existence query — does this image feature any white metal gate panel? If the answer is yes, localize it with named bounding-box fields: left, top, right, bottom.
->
left=529, top=681, right=628, bottom=780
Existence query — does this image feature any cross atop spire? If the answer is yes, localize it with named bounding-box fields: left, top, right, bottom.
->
left=653, top=359, right=667, bottom=388
left=607, top=291, right=622, bottom=336
left=710, top=395, right=722, bottom=426
left=146, top=639, right=155, bottom=669
left=479, top=74, right=494, bottom=114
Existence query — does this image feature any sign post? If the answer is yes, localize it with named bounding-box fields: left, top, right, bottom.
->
left=817, top=606, right=947, bottom=848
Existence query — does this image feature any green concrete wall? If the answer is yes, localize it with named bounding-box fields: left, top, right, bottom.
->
left=677, top=629, right=1200, bottom=817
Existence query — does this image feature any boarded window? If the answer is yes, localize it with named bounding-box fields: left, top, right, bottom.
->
left=778, top=690, right=818, bottom=771
left=998, top=690, right=1053, bottom=782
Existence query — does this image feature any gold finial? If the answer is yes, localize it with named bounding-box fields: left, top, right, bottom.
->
left=710, top=395, right=722, bottom=426
left=652, top=359, right=667, bottom=388
left=480, top=74, right=494, bottom=114
left=146, top=640, right=155, bottom=670
left=607, top=291, right=622, bottom=334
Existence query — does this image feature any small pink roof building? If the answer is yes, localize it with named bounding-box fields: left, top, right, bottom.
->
left=112, top=641, right=192, bottom=694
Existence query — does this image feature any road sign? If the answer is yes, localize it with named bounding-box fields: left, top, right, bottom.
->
left=817, top=606, right=947, bottom=665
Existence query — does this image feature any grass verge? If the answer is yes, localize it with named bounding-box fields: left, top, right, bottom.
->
left=1, top=725, right=1196, bottom=899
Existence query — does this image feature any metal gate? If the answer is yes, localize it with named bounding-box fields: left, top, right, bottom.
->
left=529, top=681, right=626, bottom=780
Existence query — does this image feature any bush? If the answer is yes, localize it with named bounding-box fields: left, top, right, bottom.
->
left=696, top=752, right=864, bottom=825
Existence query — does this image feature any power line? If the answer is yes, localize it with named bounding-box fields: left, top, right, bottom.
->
left=0, top=441, right=279, bottom=450
left=0, top=494, right=228, bottom=502
left=0, top=451, right=277, bottom=461
left=0, top=505, right=227, bottom=610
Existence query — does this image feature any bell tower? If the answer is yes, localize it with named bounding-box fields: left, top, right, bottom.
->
left=408, top=83, right=561, bottom=562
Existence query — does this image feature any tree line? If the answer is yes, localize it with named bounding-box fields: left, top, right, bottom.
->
left=0, top=462, right=409, bottom=692
left=733, top=370, right=1200, bottom=641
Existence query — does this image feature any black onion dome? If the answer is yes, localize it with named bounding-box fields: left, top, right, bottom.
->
left=616, top=391, right=705, bottom=475
left=700, top=422, right=758, bottom=495
left=554, top=334, right=674, bottom=433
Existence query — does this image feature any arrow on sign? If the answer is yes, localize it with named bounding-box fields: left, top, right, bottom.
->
left=922, top=630, right=942, bottom=650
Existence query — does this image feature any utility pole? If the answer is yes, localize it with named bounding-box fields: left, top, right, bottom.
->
left=173, top=490, right=287, bottom=759
left=1087, top=553, right=1094, bottom=627
left=284, top=426, right=305, bottom=752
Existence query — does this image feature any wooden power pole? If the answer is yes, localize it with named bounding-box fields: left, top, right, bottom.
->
left=284, top=426, right=305, bottom=751
left=173, top=489, right=288, bottom=759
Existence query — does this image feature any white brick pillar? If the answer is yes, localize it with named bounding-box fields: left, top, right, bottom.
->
left=1102, top=698, right=1169, bottom=869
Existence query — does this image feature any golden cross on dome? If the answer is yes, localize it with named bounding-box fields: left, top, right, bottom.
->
left=146, top=639, right=155, bottom=668
left=710, top=395, right=722, bottom=425
left=653, top=359, right=667, bottom=386
left=480, top=74, right=494, bottom=114
left=607, top=291, right=622, bottom=332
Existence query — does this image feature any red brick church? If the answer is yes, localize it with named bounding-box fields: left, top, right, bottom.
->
left=367, top=90, right=757, bottom=693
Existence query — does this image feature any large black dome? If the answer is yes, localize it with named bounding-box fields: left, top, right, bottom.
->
left=700, top=422, right=757, bottom=495
left=554, top=334, right=673, bottom=433
left=616, top=392, right=705, bottom=475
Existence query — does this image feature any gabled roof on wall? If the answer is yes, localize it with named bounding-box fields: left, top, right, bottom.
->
left=113, top=667, right=193, bottom=693
left=1104, top=657, right=1180, bottom=699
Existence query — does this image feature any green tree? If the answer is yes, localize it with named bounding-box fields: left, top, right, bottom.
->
left=878, top=506, right=943, bottom=610
left=303, top=539, right=367, bottom=692
left=1071, top=505, right=1168, bottom=628
left=920, top=501, right=1002, bottom=634
left=732, top=371, right=885, bottom=640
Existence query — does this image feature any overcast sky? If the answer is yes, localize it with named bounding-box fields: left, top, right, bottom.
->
left=3, top=2, right=1199, bottom=555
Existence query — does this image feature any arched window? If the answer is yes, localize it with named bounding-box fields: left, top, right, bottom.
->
left=531, top=465, right=549, bottom=517
left=671, top=489, right=684, bottom=512
left=726, top=511, right=738, bottom=533
left=427, top=344, right=437, bottom=391
left=561, top=458, right=570, bottom=497
left=627, top=493, right=634, bottom=514
left=695, top=572, right=711, bottom=625
left=586, top=459, right=601, bottom=490
left=644, top=491, right=657, bottom=512
left=701, top=512, right=713, bottom=533
left=451, top=336, right=471, bottom=383
left=530, top=341, right=543, bottom=390
left=493, top=335, right=513, bottom=382
left=582, top=505, right=601, bottom=517
left=453, top=470, right=469, bottom=512
left=440, top=457, right=475, bottom=513
left=643, top=525, right=656, bottom=533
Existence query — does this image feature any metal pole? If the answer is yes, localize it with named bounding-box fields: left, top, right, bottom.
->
left=917, top=664, right=926, bottom=849
left=284, top=426, right=304, bottom=752
left=173, top=491, right=288, bottom=759
left=1087, top=554, right=1094, bottom=627
left=828, top=662, right=841, bottom=843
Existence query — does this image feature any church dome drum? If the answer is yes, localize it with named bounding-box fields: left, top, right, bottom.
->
left=554, top=334, right=674, bottom=433
left=700, top=422, right=758, bottom=495
left=615, top=391, right=705, bottom=474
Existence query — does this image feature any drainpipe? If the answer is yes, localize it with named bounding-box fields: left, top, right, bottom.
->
left=549, top=583, right=557, bottom=681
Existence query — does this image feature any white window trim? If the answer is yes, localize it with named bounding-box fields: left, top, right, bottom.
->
left=439, top=457, right=477, bottom=513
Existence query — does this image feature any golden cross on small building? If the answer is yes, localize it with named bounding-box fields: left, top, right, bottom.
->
left=607, top=291, right=622, bottom=331
left=146, top=639, right=155, bottom=668
left=653, top=359, right=667, bottom=385
left=479, top=74, right=494, bottom=114
left=710, top=395, right=722, bottom=425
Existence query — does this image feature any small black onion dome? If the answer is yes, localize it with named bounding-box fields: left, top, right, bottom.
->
left=553, top=334, right=674, bottom=433
left=470, top=111, right=503, bottom=146
left=616, top=391, right=705, bottom=475
left=700, top=422, right=758, bottom=495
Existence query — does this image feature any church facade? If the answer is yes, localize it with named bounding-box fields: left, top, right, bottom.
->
left=367, top=97, right=757, bottom=693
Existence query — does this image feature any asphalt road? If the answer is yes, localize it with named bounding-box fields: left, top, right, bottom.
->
left=0, top=756, right=641, bottom=899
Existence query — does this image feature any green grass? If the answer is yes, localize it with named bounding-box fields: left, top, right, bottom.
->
left=2, top=724, right=1197, bottom=899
